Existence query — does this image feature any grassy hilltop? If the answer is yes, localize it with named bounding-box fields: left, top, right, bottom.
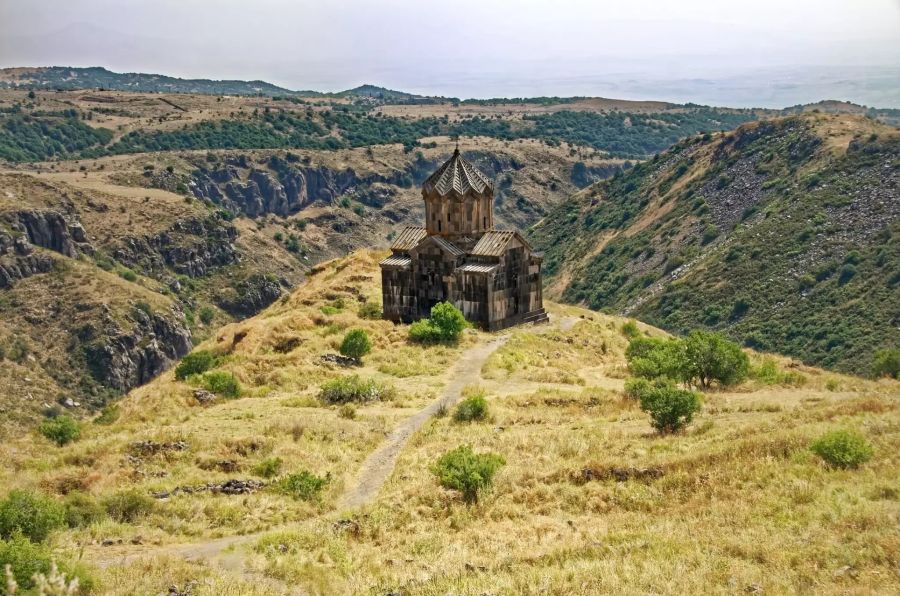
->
left=0, top=251, right=897, bottom=594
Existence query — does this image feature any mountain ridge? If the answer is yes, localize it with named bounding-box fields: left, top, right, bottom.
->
left=531, top=112, right=899, bottom=375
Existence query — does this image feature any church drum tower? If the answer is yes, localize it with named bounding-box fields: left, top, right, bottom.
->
left=380, top=148, right=547, bottom=331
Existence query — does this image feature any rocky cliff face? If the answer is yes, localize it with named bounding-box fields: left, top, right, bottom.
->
left=191, top=155, right=365, bottom=217
left=0, top=202, right=195, bottom=405
left=188, top=154, right=427, bottom=218
left=113, top=215, right=240, bottom=279
left=2, top=209, right=92, bottom=258
left=0, top=232, right=54, bottom=288
left=81, top=304, right=193, bottom=392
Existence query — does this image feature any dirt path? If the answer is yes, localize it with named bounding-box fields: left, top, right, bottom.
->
left=94, top=316, right=577, bottom=576
left=337, top=334, right=509, bottom=509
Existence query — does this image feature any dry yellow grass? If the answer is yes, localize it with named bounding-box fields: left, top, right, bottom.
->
left=1, top=252, right=897, bottom=595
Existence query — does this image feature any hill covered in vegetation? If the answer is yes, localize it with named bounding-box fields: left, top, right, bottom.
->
left=0, top=66, right=313, bottom=96
left=532, top=112, right=899, bottom=375
left=0, top=135, right=594, bottom=427
left=0, top=250, right=896, bottom=594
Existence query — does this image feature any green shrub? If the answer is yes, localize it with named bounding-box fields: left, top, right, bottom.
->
left=453, top=393, right=489, bottom=422
left=751, top=358, right=806, bottom=386
left=636, top=380, right=701, bottom=433
left=623, top=377, right=651, bottom=400
left=872, top=348, right=900, bottom=379
left=358, top=301, right=382, bottom=320
left=811, top=429, right=873, bottom=469
left=0, top=490, right=65, bottom=542
left=701, top=224, right=719, bottom=244
left=429, top=302, right=468, bottom=341
left=103, top=489, right=155, bottom=523
left=410, top=302, right=467, bottom=343
left=625, top=337, right=683, bottom=380
left=621, top=320, right=640, bottom=339
left=730, top=296, right=750, bottom=319
left=174, top=350, right=217, bottom=380
left=62, top=492, right=106, bottom=528
left=275, top=471, right=328, bottom=501
left=681, top=331, right=749, bottom=388
left=5, top=337, right=28, bottom=363
left=252, top=457, right=283, bottom=479
left=408, top=319, right=442, bottom=343
left=38, top=415, right=81, bottom=446
left=202, top=371, right=242, bottom=398
left=319, top=375, right=393, bottom=404
left=199, top=306, right=216, bottom=325
left=119, top=268, right=138, bottom=282
left=798, top=274, right=816, bottom=290
left=339, top=329, right=372, bottom=360
left=431, top=445, right=505, bottom=504
left=94, top=403, right=120, bottom=425
left=0, top=533, right=92, bottom=592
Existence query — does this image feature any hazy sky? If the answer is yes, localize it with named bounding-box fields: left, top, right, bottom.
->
left=2, top=0, right=899, bottom=106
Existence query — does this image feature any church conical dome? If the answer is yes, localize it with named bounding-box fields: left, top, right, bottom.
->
left=422, top=147, right=493, bottom=198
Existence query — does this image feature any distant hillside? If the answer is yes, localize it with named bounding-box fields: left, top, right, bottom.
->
left=0, top=66, right=319, bottom=96
left=532, top=113, right=899, bottom=374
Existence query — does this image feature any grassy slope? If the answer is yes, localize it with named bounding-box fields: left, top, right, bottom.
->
left=532, top=113, right=900, bottom=375
left=0, top=132, right=597, bottom=423
left=0, top=252, right=897, bottom=594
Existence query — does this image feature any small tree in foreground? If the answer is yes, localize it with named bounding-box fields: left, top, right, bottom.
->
left=409, top=302, right=467, bottom=343
left=339, top=329, right=372, bottom=361
left=431, top=445, right=505, bottom=504
left=681, top=331, right=749, bottom=389
left=811, top=429, right=873, bottom=469
left=635, top=380, right=701, bottom=434
left=38, top=416, right=81, bottom=446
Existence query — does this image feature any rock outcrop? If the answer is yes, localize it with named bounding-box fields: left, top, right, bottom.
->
left=0, top=233, right=54, bottom=288
left=82, top=305, right=192, bottom=392
left=113, top=216, right=239, bottom=278
left=215, top=273, right=283, bottom=317
left=2, top=209, right=93, bottom=258
left=190, top=155, right=389, bottom=217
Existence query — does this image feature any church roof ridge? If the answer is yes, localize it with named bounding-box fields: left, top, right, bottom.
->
left=422, top=148, right=493, bottom=197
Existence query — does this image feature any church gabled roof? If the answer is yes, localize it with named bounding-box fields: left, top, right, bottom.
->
left=390, top=226, right=427, bottom=251
left=470, top=230, right=532, bottom=257
left=422, top=148, right=493, bottom=197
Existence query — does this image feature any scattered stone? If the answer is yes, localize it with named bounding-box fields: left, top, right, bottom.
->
left=193, top=389, right=217, bottom=404
left=272, top=336, right=302, bottom=354
left=151, top=479, right=265, bottom=499
left=576, top=466, right=665, bottom=484
left=320, top=353, right=358, bottom=367
left=128, top=440, right=188, bottom=456
left=333, top=518, right=361, bottom=536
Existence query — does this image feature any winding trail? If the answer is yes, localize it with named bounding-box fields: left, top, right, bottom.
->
left=337, top=334, right=508, bottom=509
left=95, top=332, right=513, bottom=572
left=94, top=315, right=577, bottom=580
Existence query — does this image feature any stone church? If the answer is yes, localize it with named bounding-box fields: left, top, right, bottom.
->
left=380, top=148, right=547, bottom=331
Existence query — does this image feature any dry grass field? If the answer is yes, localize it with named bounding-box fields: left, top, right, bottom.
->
left=1, top=252, right=896, bottom=595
